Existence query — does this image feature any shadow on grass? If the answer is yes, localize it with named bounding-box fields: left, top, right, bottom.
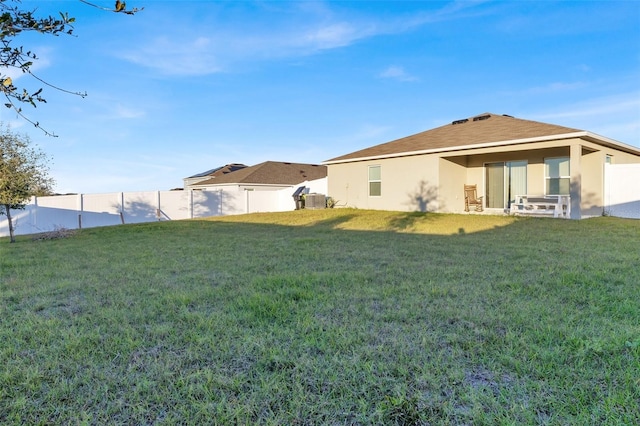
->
left=308, top=213, right=359, bottom=229
left=387, top=211, right=438, bottom=232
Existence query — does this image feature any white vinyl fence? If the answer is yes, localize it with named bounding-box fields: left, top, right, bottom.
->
left=604, top=164, right=640, bottom=219
left=1, top=178, right=328, bottom=237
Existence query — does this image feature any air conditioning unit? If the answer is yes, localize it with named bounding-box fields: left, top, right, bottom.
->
left=305, top=193, right=326, bottom=209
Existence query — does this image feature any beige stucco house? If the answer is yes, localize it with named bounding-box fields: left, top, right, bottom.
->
left=323, top=113, right=640, bottom=219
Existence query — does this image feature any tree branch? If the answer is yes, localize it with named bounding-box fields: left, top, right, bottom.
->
left=1, top=94, right=58, bottom=137
left=79, top=0, right=144, bottom=15
left=0, top=0, right=142, bottom=136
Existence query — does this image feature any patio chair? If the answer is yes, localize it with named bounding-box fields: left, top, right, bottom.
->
left=464, top=184, right=484, bottom=212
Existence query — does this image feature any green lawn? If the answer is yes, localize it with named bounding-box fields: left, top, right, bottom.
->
left=1, top=209, right=638, bottom=425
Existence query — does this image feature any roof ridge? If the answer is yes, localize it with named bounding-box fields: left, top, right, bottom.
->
left=324, top=113, right=588, bottom=163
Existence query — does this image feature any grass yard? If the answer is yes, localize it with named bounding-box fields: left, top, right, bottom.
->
left=1, top=209, right=639, bottom=425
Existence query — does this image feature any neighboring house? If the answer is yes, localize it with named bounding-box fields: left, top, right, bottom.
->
left=191, top=161, right=328, bottom=191
left=323, top=113, right=640, bottom=219
left=183, top=163, right=248, bottom=189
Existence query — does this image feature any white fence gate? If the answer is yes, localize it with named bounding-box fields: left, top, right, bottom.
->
left=1, top=178, right=328, bottom=237
left=604, top=164, right=640, bottom=219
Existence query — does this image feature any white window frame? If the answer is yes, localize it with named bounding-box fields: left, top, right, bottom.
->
left=368, top=165, right=381, bottom=197
left=544, top=157, right=570, bottom=196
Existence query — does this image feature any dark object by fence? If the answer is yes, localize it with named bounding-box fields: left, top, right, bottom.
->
left=292, top=186, right=308, bottom=210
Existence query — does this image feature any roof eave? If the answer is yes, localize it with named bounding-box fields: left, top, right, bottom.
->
left=580, top=131, right=640, bottom=155
left=322, top=131, right=640, bottom=165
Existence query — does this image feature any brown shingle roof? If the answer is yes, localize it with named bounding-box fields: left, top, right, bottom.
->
left=195, top=161, right=327, bottom=186
left=187, top=163, right=248, bottom=179
left=325, top=113, right=583, bottom=163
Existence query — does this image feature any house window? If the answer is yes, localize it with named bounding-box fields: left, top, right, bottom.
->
left=605, top=154, right=613, bottom=164
left=368, top=165, right=381, bottom=196
left=545, top=157, right=570, bottom=195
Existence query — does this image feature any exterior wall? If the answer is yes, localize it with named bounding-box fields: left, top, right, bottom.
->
left=581, top=148, right=604, bottom=217
left=572, top=140, right=640, bottom=217
left=327, top=144, right=581, bottom=214
left=326, top=162, right=365, bottom=208
left=327, top=136, right=640, bottom=218
left=327, top=156, right=439, bottom=211
left=460, top=140, right=607, bottom=218
left=444, top=145, right=571, bottom=213
left=606, top=150, right=640, bottom=165
left=438, top=157, right=467, bottom=213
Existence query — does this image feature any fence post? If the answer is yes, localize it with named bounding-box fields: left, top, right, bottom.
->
left=189, top=189, right=193, bottom=219
left=32, top=195, right=38, bottom=231
left=157, top=191, right=161, bottom=220
left=77, top=193, right=84, bottom=229
left=120, top=192, right=125, bottom=224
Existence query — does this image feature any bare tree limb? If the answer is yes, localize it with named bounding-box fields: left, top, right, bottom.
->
left=0, top=0, right=141, bottom=136
left=79, top=0, right=144, bottom=15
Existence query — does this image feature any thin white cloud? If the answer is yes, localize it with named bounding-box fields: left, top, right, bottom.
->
left=352, top=124, right=393, bottom=141
left=503, top=80, right=587, bottom=97
left=577, top=64, right=591, bottom=73
left=532, top=91, right=640, bottom=145
left=113, top=104, right=145, bottom=120
left=402, top=0, right=493, bottom=30
left=123, top=20, right=381, bottom=76
left=120, top=35, right=224, bottom=76
left=117, top=2, right=488, bottom=77
left=535, top=93, right=640, bottom=121
left=301, top=22, right=361, bottom=49
left=379, top=66, right=419, bottom=82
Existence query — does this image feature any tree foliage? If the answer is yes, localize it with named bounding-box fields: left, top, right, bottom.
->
left=0, top=123, right=53, bottom=242
left=0, top=0, right=141, bottom=136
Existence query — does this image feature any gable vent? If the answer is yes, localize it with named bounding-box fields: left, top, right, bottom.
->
left=452, top=118, right=469, bottom=125
left=472, top=114, right=491, bottom=121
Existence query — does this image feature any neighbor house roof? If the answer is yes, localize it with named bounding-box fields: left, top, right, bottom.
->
left=324, top=113, right=640, bottom=164
left=186, top=163, right=248, bottom=179
left=194, top=161, right=327, bottom=186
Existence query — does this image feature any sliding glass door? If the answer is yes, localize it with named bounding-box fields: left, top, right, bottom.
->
left=485, top=163, right=505, bottom=209
left=485, top=161, right=527, bottom=209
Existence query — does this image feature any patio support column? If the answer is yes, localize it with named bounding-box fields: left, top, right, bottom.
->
left=570, top=143, right=582, bottom=219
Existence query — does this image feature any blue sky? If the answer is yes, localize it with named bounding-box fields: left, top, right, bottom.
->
left=2, top=0, right=639, bottom=194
